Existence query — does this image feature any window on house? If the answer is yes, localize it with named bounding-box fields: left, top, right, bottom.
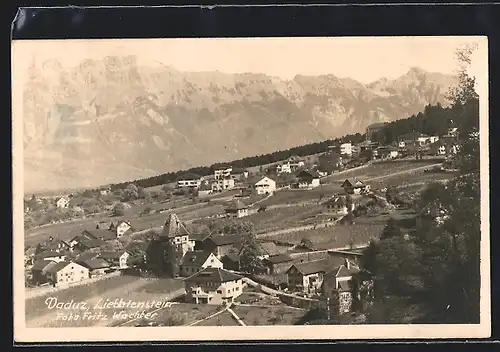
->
left=235, top=287, right=239, bottom=291
left=217, top=290, right=222, bottom=294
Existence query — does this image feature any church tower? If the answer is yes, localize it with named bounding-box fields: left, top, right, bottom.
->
left=160, top=213, right=195, bottom=277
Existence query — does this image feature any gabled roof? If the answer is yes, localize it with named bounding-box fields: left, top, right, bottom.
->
left=31, top=259, right=56, bottom=271
left=81, top=258, right=111, bottom=270
left=325, top=262, right=360, bottom=278
left=75, top=251, right=101, bottom=262
left=181, top=250, right=213, bottom=267
left=34, top=250, right=65, bottom=259
left=184, top=267, right=243, bottom=283
left=288, top=257, right=350, bottom=276
left=99, top=251, right=128, bottom=260
left=225, top=199, right=248, bottom=211
left=254, top=176, right=276, bottom=185
left=44, top=261, right=74, bottom=274
left=206, top=234, right=249, bottom=247
left=83, top=229, right=116, bottom=241
left=341, top=179, right=365, bottom=188
left=190, top=233, right=212, bottom=242
left=265, top=253, right=293, bottom=264
left=42, top=239, right=70, bottom=250
left=296, top=169, right=321, bottom=179
left=160, top=213, right=190, bottom=238
left=288, top=259, right=330, bottom=276
left=79, top=237, right=106, bottom=249
left=257, top=242, right=280, bottom=256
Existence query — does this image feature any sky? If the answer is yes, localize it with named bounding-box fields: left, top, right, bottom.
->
left=12, top=36, right=486, bottom=85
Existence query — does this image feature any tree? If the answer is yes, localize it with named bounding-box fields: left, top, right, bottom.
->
left=366, top=43, right=481, bottom=324
left=122, top=184, right=139, bottom=202
left=238, top=234, right=265, bottom=274
left=137, top=187, right=147, bottom=199
left=112, top=202, right=126, bottom=217
left=359, top=149, right=373, bottom=162
left=299, top=237, right=315, bottom=250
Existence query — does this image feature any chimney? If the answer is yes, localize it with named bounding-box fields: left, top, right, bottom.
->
left=345, top=258, right=350, bottom=270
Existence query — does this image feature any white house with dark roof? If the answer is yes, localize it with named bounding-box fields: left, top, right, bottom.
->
left=296, top=170, right=321, bottom=189
left=45, top=261, right=89, bottom=287
left=341, top=179, right=370, bottom=195
left=224, top=199, right=249, bottom=218
left=180, top=250, right=223, bottom=277
left=56, top=196, right=70, bottom=209
left=253, top=176, right=277, bottom=195
left=183, top=267, right=244, bottom=305
left=100, top=250, right=130, bottom=269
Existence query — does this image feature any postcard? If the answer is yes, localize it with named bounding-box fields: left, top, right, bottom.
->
left=12, top=36, right=490, bottom=342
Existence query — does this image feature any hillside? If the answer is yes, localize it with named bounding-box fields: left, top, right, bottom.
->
left=22, top=55, right=458, bottom=193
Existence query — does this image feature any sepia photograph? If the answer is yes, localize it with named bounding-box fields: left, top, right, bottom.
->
left=12, top=36, right=490, bottom=342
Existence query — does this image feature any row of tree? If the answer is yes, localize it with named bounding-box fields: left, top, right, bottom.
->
left=109, top=132, right=366, bottom=190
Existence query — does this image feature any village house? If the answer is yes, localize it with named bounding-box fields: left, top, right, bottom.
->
left=40, top=238, right=71, bottom=253
left=31, top=260, right=58, bottom=285
left=74, top=251, right=101, bottom=263
left=321, top=259, right=361, bottom=315
left=230, top=168, right=250, bottom=181
left=251, top=176, right=277, bottom=195
left=100, top=250, right=130, bottom=269
left=203, top=234, right=250, bottom=259
left=113, top=220, right=141, bottom=238
left=68, top=233, right=106, bottom=253
left=79, top=258, right=111, bottom=277
left=99, top=186, right=112, bottom=196
left=33, top=250, right=67, bottom=263
left=45, top=261, right=89, bottom=287
left=222, top=240, right=282, bottom=272
left=263, top=253, right=294, bottom=275
left=184, top=267, right=244, bottom=305
left=55, top=196, right=70, bottom=209
left=177, top=176, right=203, bottom=189
left=323, top=196, right=355, bottom=215
left=276, top=158, right=305, bottom=174
left=214, top=167, right=232, bottom=180
left=446, top=126, right=459, bottom=138
left=180, top=250, right=223, bottom=277
left=286, top=259, right=332, bottom=294
left=341, top=179, right=370, bottom=195
left=224, top=199, right=250, bottom=218
left=340, top=143, right=353, bottom=156
left=296, top=170, right=321, bottom=189
left=211, top=177, right=235, bottom=192
left=429, top=139, right=459, bottom=156
left=82, top=229, right=117, bottom=242
left=197, top=182, right=213, bottom=197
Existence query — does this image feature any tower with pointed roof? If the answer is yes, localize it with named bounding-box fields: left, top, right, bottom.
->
left=160, top=213, right=195, bottom=277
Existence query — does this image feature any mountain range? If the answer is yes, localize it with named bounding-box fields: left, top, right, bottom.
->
left=22, top=55, right=458, bottom=194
